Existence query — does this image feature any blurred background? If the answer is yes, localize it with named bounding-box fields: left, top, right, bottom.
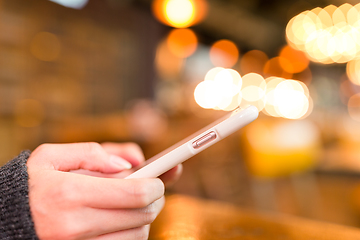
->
left=2, top=0, right=360, bottom=229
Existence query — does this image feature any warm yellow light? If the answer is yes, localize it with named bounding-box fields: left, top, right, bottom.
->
left=165, top=0, right=194, bottom=28
left=262, top=77, right=311, bottom=119
left=347, top=6, right=360, bottom=26
left=222, top=93, right=241, bottom=111
left=194, top=80, right=214, bottom=109
left=333, top=4, right=348, bottom=27
left=241, top=73, right=266, bottom=101
left=263, top=57, right=293, bottom=79
left=209, top=39, right=239, bottom=68
left=239, top=73, right=266, bottom=111
left=204, top=67, right=224, bottom=81
left=194, top=68, right=242, bottom=111
left=274, top=80, right=310, bottom=119
left=152, top=0, right=207, bottom=28
left=286, top=3, right=360, bottom=64
left=347, top=59, right=360, bottom=85
left=279, top=45, right=309, bottom=73
left=167, top=28, right=198, bottom=58
left=263, top=77, right=284, bottom=117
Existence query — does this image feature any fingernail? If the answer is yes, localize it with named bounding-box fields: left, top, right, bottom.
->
left=110, top=155, right=132, bottom=170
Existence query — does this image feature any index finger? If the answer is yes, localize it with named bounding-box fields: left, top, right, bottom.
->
left=101, top=142, right=145, bottom=167
left=64, top=172, right=165, bottom=209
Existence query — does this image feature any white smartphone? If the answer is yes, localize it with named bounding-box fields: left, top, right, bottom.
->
left=125, top=105, right=259, bottom=179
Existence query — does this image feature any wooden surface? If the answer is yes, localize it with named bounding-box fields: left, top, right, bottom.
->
left=149, top=194, right=360, bottom=240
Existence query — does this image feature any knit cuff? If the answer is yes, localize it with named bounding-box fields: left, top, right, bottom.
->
left=0, top=151, right=39, bottom=240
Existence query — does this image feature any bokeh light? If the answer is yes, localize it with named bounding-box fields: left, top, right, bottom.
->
left=346, top=59, right=360, bottom=85
left=262, top=77, right=311, bottom=119
left=30, top=32, right=61, bottom=62
left=279, top=45, right=309, bottom=73
left=263, top=77, right=284, bottom=117
left=166, top=28, right=198, bottom=58
left=263, top=57, right=293, bottom=79
left=155, top=39, right=184, bottom=80
left=194, top=67, right=242, bottom=111
left=340, top=77, right=360, bottom=105
left=152, top=0, right=207, bottom=28
left=348, top=93, right=360, bottom=122
left=239, top=50, right=268, bottom=75
left=240, top=73, right=266, bottom=111
left=14, top=99, right=45, bottom=128
left=194, top=69, right=312, bottom=119
left=209, top=39, right=239, bottom=68
left=274, top=80, right=310, bottom=119
left=286, top=3, right=360, bottom=64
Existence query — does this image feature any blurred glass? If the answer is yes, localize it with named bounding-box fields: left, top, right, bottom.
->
left=243, top=118, right=321, bottom=178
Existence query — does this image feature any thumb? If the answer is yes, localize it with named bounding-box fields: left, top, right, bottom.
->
left=29, top=142, right=132, bottom=173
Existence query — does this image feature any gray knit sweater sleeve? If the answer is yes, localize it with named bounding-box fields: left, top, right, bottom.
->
left=0, top=151, right=39, bottom=240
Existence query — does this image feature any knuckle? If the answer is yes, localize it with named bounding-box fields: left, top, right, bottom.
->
left=82, top=142, right=103, bottom=158
left=129, top=179, right=164, bottom=207
left=58, top=220, right=82, bottom=240
left=32, top=143, right=50, bottom=156
left=125, top=142, right=142, bottom=151
left=62, top=183, right=80, bottom=203
left=134, top=225, right=150, bottom=240
left=37, top=218, right=81, bottom=240
left=49, top=180, right=80, bottom=205
left=142, top=203, right=158, bottom=224
left=131, top=180, right=153, bottom=207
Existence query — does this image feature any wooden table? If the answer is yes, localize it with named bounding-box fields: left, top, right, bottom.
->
left=149, top=194, right=360, bottom=240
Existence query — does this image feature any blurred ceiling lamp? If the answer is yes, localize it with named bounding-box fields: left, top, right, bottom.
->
left=274, top=80, right=310, bottom=119
left=239, top=73, right=266, bottom=111
left=348, top=93, right=360, bottom=121
left=194, top=67, right=242, bottom=111
left=263, top=77, right=284, bottom=117
left=286, top=3, right=360, bottom=64
left=346, top=59, right=360, bottom=85
left=30, top=32, right=61, bottom=62
left=263, top=57, right=293, bottom=79
left=152, top=0, right=208, bottom=28
left=239, top=50, right=268, bottom=75
left=209, top=39, right=239, bottom=68
left=166, top=28, right=198, bottom=58
left=49, top=0, right=88, bottom=9
left=279, top=45, right=309, bottom=73
left=155, top=39, right=184, bottom=80
left=263, top=77, right=311, bottom=119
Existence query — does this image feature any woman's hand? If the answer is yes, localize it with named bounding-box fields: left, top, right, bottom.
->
left=27, top=142, right=181, bottom=240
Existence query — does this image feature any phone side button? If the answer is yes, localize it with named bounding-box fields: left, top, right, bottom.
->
left=192, top=131, right=217, bottom=149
